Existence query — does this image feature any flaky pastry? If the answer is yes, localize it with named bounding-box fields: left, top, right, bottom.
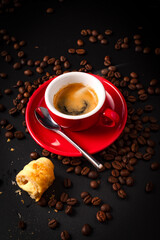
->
left=16, top=157, right=55, bottom=201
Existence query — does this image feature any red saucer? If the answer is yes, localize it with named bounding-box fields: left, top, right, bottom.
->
left=26, top=74, right=127, bottom=157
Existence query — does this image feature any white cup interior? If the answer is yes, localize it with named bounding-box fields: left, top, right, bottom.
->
left=45, top=72, right=106, bottom=119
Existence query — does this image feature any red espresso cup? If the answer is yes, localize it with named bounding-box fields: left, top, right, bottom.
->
left=45, top=72, right=119, bottom=131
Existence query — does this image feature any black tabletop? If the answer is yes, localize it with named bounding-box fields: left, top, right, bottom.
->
left=0, top=0, right=160, bottom=240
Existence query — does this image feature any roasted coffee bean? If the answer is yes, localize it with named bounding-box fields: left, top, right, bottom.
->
left=13, top=43, right=20, bottom=50
left=24, top=69, right=33, bottom=76
left=88, top=171, right=98, bottom=179
left=112, top=182, right=121, bottom=191
left=67, top=198, right=78, bottom=206
left=81, top=29, right=88, bottom=36
left=76, top=49, right=86, bottom=55
left=101, top=203, right=111, bottom=212
left=5, top=54, right=12, bottom=62
left=5, top=131, right=14, bottom=139
left=155, top=48, right=160, bottom=55
left=106, top=212, right=113, bottom=220
left=104, top=162, right=111, bottom=169
left=48, top=219, right=58, bottom=229
left=0, top=119, right=7, bottom=126
left=55, top=201, right=63, bottom=210
left=91, top=197, right=101, bottom=206
left=129, top=158, right=137, bottom=165
left=120, top=169, right=130, bottom=177
left=60, top=192, right=69, bottom=202
left=14, top=131, right=24, bottom=139
left=5, top=123, right=14, bottom=130
left=108, top=176, right=118, bottom=183
left=61, top=230, right=70, bottom=240
left=77, top=39, right=84, bottom=46
left=81, top=166, right=90, bottom=175
left=30, top=151, right=39, bottom=160
left=46, top=8, right=54, bottom=13
left=48, top=197, right=57, bottom=207
left=111, top=169, right=119, bottom=177
left=81, top=224, right=92, bottom=236
left=146, top=147, right=155, bottom=155
left=66, top=167, right=74, bottom=173
left=90, top=180, right=99, bottom=189
left=64, top=178, right=72, bottom=188
left=135, top=152, right=143, bottom=159
left=74, top=166, right=82, bottom=175
left=17, top=50, right=25, bottom=58
left=64, top=61, right=70, bottom=69
left=143, top=153, right=152, bottom=161
left=143, top=47, right=151, bottom=54
left=13, top=62, right=21, bottom=70
left=150, top=162, right=160, bottom=170
left=68, top=48, right=76, bottom=54
left=145, top=182, right=153, bottom=192
left=155, top=87, right=160, bottom=95
left=101, top=39, right=107, bottom=44
left=37, top=197, right=47, bottom=206
left=112, top=160, right=122, bottom=170
left=96, top=211, right=106, bottom=222
left=36, top=66, right=43, bottom=74
left=8, top=107, right=17, bottom=115
left=126, top=176, right=134, bottom=186
left=65, top=205, right=72, bottom=215
left=150, top=123, right=159, bottom=131
left=138, top=136, right=146, bottom=145
left=105, top=29, right=112, bottom=35
left=1, top=50, right=8, bottom=57
left=0, top=72, right=7, bottom=78
left=118, top=189, right=127, bottom=199
left=83, top=194, right=92, bottom=204
left=70, top=158, right=82, bottom=166
left=18, top=220, right=26, bottom=230
left=89, top=36, right=97, bottom=43
left=62, top=157, right=70, bottom=165
left=139, top=93, right=148, bottom=101
left=127, top=95, right=136, bottom=102
left=40, top=149, right=50, bottom=157
left=148, top=87, right=154, bottom=95
left=81, top=191, right=89, bottom=199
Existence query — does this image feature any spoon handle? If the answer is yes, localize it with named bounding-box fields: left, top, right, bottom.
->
left=56, top=130, right=103, bottom=170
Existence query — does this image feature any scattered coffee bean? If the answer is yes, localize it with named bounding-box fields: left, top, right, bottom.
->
left=14, top=131, right=24, bottom=139
left=37, top=197, right=47, bottom=206
left=90, top=180, right=99, bottom=189
left=96, top=211, right=106, bottom=222
left=0, top=104, right=5, bottom=112
left=81, top=224, right=92, bottom=236
left=48, top=219, right=58, bottom=229
left=64, top=178, right=72, bottom=188
left=112, top=182, right=121, bottom=191
left=88, top=170, right=98, bottom=179
left=30, top=151, right=40, bottom=160
left=48, top=197, right=57, bottom=207
left=106, top=212, right=113, bottom=220
left=150, top=162, right=160, bottom=170
left=42, top=149, right=50, bottom=157
left=100, top=203, right=111, bottom=212
left=65, top=205, right=72, bottom=215
left=46, top=8, right=54, bottom=14
left=126, top=176, right=134, bottom=186
left=61, top=230, right=70, bottom=240
left=91, top=197, right=101, bottom=206
left=67, top=198, right=78, bottom=206
left=81, top=166, right=90, bottom=176
left=117, top=189, right=127, bottom=199
left=55, top=201, right=63, bottom=210
left=60, top=192, right=69, bottom=202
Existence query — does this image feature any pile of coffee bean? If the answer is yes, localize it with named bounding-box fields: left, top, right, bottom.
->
left=0, top=24, right=160, bottom=239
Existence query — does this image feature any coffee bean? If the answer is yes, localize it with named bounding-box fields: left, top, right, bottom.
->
left=80, top=192, right=89, bottom=199
left=41, top=149, right=50, bottom=157
left=112, top=182, right=121, bottom=191
left=74, top=166, right=82, bottom=175
left=91, top=197, right=101, bottom=206
left=83, top=194, right=92, bottom=204
left=76, top=49, right=86, bottom=55
left=48, top=219, right=58, bottom=229
left=55, top=201, right=63, bottom=210
left=104, top=162, right=111, bottom=169
left=62, top=157, right=70, bottom=165
left=17, top=50, right=25, bottom=58
left=70, top=158, right=82, bottom=166
left=111, top=169, right=119, bottom=177
left=64, top=178, right=72, bottom=188
left=24, top=69, right=33, bottom=76
left=60, top=192, right=69, bottom=202
left=64, top=61, right=70, bottom=69
left=36, top=67, right=43, bottom=74
left=81, top=29, right=88, bottom=36
left=18, top=220, right=26, bottom=230
left=81, top=166, right=90, bottom=175
left=105, top=29, right=112, bottom=35
left=61, top=230, right=70, bottom=240
left=88, top=170, right=98, bottom=179
left=143, top=47, right=151, bottom=54
left=155, top=87, right=160, bottom=95
left=8, top=107, right=17, bottom=115
left=100, top=203, right=111, bottom=212
left=30, top=152, right=39, bottom=160
left=14, top=131, right=24, bottom=139
left=117, top=189, right=127, bottom=199
left=108, top=176, right=118, bottom=183
left=106, top=212, right=113, bottom=220
left=96, top=211, right=106, bottom=222
left=77, top=39, right=84, bottom=46
left=5, top=54, right=12, bottom=62
left=13, top=43, right=20, bottom=50
left=48, top=197, right=57, bottom=207
left=127, top=95, right=136, bottom=102
left=37, top=197, right=47, bottom=206
left=89, top=36, right=97, bottom=43
left=143, top=153, right=152, bottom=161
left=5, top=131, right=14, bottom=139
left=150, top=162, right=160, bottom=170
left=139, top=93, right=148, bottom=101
left=66, top=167, right=74, bottom=173
left=126, top=176, right=134, bottom=186
left=46, top=8, right=54, bottom=13
left=145, top=182, right=153, bottom=192
left=90, top=180, right=99, bottom=189
left=81, top=224, right=92, bottom=236
left=155, top=48, right=160, bottom=55
left=68, top=48, right=76, bottom=54
left=13, top=62, right=21, bottom=70
left=0, top=119, right=7, bottom=126
left=65, top=205, right=72, bottom=215
left=4, top=88, right=12, bottom=95
left=67, top=198, right=78, bottom=206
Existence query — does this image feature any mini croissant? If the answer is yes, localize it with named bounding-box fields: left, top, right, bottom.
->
left=16, top=157, right=55, bottom=202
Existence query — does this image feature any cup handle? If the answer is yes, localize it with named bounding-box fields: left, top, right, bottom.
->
left=101, top=108, right=120, bottom=127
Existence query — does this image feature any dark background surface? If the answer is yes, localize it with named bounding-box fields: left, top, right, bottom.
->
left=0, top=0, right=160, bottom=239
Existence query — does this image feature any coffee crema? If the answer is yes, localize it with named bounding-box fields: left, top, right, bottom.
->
left=53, top=83, right=98, bottom=116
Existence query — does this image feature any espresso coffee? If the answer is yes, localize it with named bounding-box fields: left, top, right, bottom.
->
left=53, top=83, right=98, bottom=115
